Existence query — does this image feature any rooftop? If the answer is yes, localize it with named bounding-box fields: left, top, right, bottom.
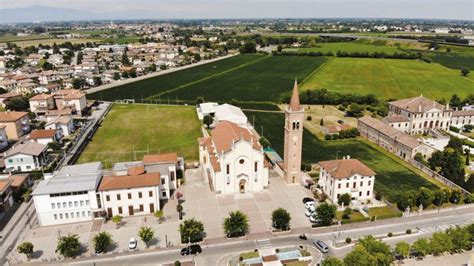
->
left=98, top=173, right=160, bottom=191
left=319, top=158, right=375, bottom=179
left=5, top=142, right=47, bottom=157
left=143, top=153, right=178, bottom=165
left=28, top=129, right=56, bottom=139
left=209, top=121, right=260, bottom=154
left=0, top=111, right=28, bottom=122
left=389, top=95, right=448, bottom=113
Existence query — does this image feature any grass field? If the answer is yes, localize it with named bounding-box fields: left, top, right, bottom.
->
left=77, top=104, right=202, bottom=167
left=0, top=34, right=52, bottom=43
left=90, top=55, right=327, bottom=103
left=15, top=38, right=103, bottom=48
left=290, top=42, right=402, bottom=54
left=245, top=111, right=440, bottom=202
left=301, top=57, right=474, bottom=100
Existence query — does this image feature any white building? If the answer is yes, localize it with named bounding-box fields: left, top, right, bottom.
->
left=0, top=126, right=8, bottom=150
left=4, top=142, right=48, bottom=172
left=143, top=153, right=183, bottom=199
left=45, top=116, right=74, bottom=137
left=318, top=157, right=375, bottom=204
left=196, top=103, right=248, bottom=127
left=199, top=121, right=269, bottom=195
left=27, top=129, right=59, bottom=145
left=32, top=162, right=103, bottom=227
left=451, top=110, right=474, bottom=128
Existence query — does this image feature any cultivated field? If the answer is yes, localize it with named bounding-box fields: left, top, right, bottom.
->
left=15, top=38, right=103, bottom=48
left=290, top=42, right=402, bottom=54
left=77, top=104, right=202, bottom=167
left=301, top=57, right=474, bottom=100
left=245, top=111, right=440, bottom=202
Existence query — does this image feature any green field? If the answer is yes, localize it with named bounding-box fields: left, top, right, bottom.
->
left=77, top=104, right=202, bottom=167
left=245, top=111, right=440, bottom=202
left=90, top=55, right=327, bottom=103
left=0, top=34, right=52, bottom=43
left=289, top=42, right=402, bottom=54
left=301, top=57, right=474, bottom=99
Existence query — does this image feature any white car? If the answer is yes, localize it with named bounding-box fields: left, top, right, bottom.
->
left=304, top=201, right=315, bottom=209
left=128, top=237, right=138, bottom=249
left=305, top=205, right=316, bottom=217
left=309, top=213, right=321, bottom=223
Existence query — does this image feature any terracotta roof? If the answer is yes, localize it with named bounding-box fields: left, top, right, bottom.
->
left=326, top=124, right=351, bottom=133
left=289, top=79, right=301, bottom=111
left=0, top=92, right=21, bottom=99
left=383, top=115, right=409, bottom=123
left=210, top=121, right=260, bottom=154
left=45, top=108, right=72, bottom=116
left=0, top=111, right=28, bottom=122
left=98, top=173, right=160, bottom=191
left=389, top=96, right=448, bottom=113
left=127, top=165, right=145, bottom=176
left=30, top=94, right=54, bottom=101
left=210, top=154, right=221, bottom=172
left=63, top=92, right=86, bottom=100
left=319, top=159, right=375, bottom=179
left=28, top=129, right=56, bottom=139
left=5, top=142, right=47, bottom=157
left=143, top=153, right=178, bottom=164
left=0, top=180, right=11, bottom=193
left=9, top=174, right=28, bottom=187
left=452, top=110, right=474, bottom=117
left=359, top=116, right=421, bottom=149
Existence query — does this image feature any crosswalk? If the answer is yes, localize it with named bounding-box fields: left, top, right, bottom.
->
left=418, top=221, right=471, bottom=233
left=254, top=239, right=272, bottom=249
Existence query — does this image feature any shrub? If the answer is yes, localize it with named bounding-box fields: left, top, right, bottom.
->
left=388, top=232, right=393, bottom=237
left=375, top=191, right=383, bottom=201
left=338, top=193, right=351, bottom=206
left=450, top=126, right=460, bottom=133
left=406, top=229, right=412, bottom=234
left=346, top=237, right=352, bottom=244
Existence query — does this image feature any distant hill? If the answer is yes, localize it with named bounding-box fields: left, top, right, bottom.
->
left=0, top=6, right=105, bottom=24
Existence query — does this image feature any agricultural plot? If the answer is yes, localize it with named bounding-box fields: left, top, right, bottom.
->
left=301, top=57, right=474, bottom=100
left=88, top=54, right=266, bottom=102
left=158, top=56, right=327, bottom=102
left=77, top=104, right=202, bottom=167
left=290, top=42, right=402, bottom=54
left=245, top=111, right=440, bottom=202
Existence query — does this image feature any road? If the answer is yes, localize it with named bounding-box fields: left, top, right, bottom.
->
left=68, top=207, right=474, bottom=266
left=84, top=53, right=238, bottom=96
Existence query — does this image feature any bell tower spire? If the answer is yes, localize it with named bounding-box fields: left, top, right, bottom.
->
left=283, top=79, right=304, bottom=184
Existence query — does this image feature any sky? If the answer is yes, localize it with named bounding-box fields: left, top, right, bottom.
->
left=1, top=0, right=473, bottom=20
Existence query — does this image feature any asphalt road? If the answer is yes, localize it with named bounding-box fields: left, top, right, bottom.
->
left=70, top=208, right=474, bottom=266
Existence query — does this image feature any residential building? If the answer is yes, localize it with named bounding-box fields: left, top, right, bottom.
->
left=29, top=94, right=56, bottom=116
left=45, top=116, right=74, bottom=137
left=387, top=95, right=452, bottom=134
left=0, top=174, right=33, bottom=202
left=143, top=153, right=184, bottom=198
left=321, top=124, right=352, bottom=136
left=0, top=92, right=21, bottom=108
left=318, top=157, right=376, bottom=204
left=53, top=89, right=87, bottom=115
left=27, top=129, right=59, bottom=145
left=451, top=109, right=474, bottom=128
left=283, top=80, right=304, bottom=184
left=0, top=179, right=14, bottom=218
left=32, top=162, right=103, bottom=226
left=0, top=111, right=30, bottom=140
left=0, top=126, right=8, bottom=150
left=98, top=172, right=161, bottom=218
left=199, top=121, right=269, bottom=194
left=4, top=142, right=48, bottom=172
left=358, top=115, right=435, bottom=161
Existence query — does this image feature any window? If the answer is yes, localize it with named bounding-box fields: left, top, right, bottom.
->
left=367, top=191, right=370, bottom=196
left=51, top=203, right=56, bottom=209
left=360, top=181, right=363, bottom=186
left=149, top=191, right=153, bottom=197
left=54, top=214, right=57, bottom=220
left=57, top=202, right=61, bottom=209
left=65, top=213, right=69, bottom=219
left=346, top=183, right=349, bottom=188
left=62, top=202, right=66, bottom=208
left=80, top=200, right=84, bottom=207
left=85, top=200, right=89, bottom=206
left=226, top=176, right=230, bottom=185
left=162, top=191, right=167, bottom=197
left=118, top=207, right=123, bottom=214
left=82, top=211, right=85, bottom=217
left=128, top=193, right=132, bottom=200
left=338, top=184, right=341, bottom=189
left=71, top=212, right=74, bottom=218
left=139, top=192, right=142, bottom=198
left=74, top=201, right=78, bottom=207
left=368, top=181, right=372, bottom=186
left=254, top=162, right=258, bottom=172
left=226, top=164, right=230, bottom=175
left=117, top=194, right=121, bottom=200
left=68, top=202, right=72, bottom=208
left=106, top=195, right=110, bottom=201
left=88, top=211, right=91, bottom=217
left=170, top=171, right=175, bottom=181
left=239, top=159, right=245, bottom=164
left=60, top=214, right=63, bottom=219
left=139, top=205, right=144, bottom=212
left=77, top=212, right=80, bottom=217
left=353, top=182, right=356, bottom=189
left=359, top=191, right=362, bottom=197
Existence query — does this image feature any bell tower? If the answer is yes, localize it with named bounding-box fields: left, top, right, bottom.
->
left=283, top=79, right=304, bottom=184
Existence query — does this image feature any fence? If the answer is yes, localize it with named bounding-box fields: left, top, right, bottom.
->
left=410, top=159, right=471, bottom=196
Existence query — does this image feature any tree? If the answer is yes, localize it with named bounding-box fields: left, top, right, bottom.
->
left=259, top=136, right=271, bottom=148
left=72, top=78, right=84, bottom=89
left=430, top=231, right=453, bottom=255
left=121, top=51, right=131, bottom=66
left=395, top=241, right=410, bottom=260
left=465, top=174, right=474, bottom=193
left=416, top=187, right=434, bottom=208
left=195, top=96, right=204, bottom=105
left=56, top=234, right=81, bottom=258
left=461, top=68, right=470, bottom=77
left=17, top=242, right=34, bottom=260
left=316, top=202, right=337, bottom=226
left=447, top=226, right=471, bottom=252
left=321, top=256, right=343, bottom=266
left=277, top=45, right=283, bottom=53
left=433, top=190, right=447, bottom=206
left=138, top=226, right=155, bottom=247
left=93, top=76, right=102, bottom=86
left=48, top=141, right=62, bottom=151
left=343, top=245, right=377, bottom=266
left=239, top=41, right=257, bottom=54
left=112, top=215, right=122, bottom=228
left=113, top=72, right=121, bottom=80
left=412, top=238, right=431, bottom=258
left=223, top=211, right=249, bottom=237
left=271, top=208, right=291, bottom=231
left=93, top=232, right=112, bottom=253
left=465, top=148, right=470, bottom=165
left=194, top=53, right=201, bottom=61
left=154, top=210, right=164, bottom=223
left=179, top=218, right=205, bottom=244
left=337, top=193, right=351, bottom=206
left=357, top=235, right=393, bottom=265
left=450, top=94, right=462, bottom=109
left=450, top=189, right=462, bottom=204
left=203, top=115, right=213, bottom=129
left=147, top=63, right=157, bottom=72
left=6, top=97, right=29, bottom=111
left=346, top=103, right=364, bottom=118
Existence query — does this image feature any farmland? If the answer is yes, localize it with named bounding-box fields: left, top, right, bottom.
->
left=245, top=111, right=440, bottom=202
left=77, top=104, right=202, bottom=167
left=89, top=55, right=327, bottom=103
left=288, top=42, right=402, bottom=54
left=300, top=57, right=474, bottom=100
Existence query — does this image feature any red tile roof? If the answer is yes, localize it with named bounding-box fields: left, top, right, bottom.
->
left=28, top=129, right=56, bottom=139
left=319, top=159, right=375, bottom=179
left=143, top=153, right=178, bottom=164
left=98, top=173, right=160, bottom=191
left=0, top=111, right=28, bottom=122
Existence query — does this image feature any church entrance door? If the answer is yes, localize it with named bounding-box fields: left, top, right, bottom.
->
left=239, top=179, right=246, bottom=193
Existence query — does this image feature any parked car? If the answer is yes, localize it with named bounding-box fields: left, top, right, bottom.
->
left=181, top=244, right=202, bottom=256
left=313, top=240, right=329, bottom=253
left=309, top=213, right=321, bottom=223
left=337, top=120, right=344, bottom=124
left=304, top=201, right=315, bottom=209
left=128, top=237, right=138, bottom=249
left=305, top=205, right=316, bottom=217
left=302, top=197, right=314, bottom=204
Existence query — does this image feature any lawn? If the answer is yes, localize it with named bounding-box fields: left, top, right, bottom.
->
left=88, top=54, right=266, bottom=102
left=244, top=111, right=440, bottom=202
left=300, top=57, right=474, bottom=100
left=367, top=206, right=401, bottom=219
left=159, top=56, right=327, bottom=102
left=77, top=104, right=202, bottom=167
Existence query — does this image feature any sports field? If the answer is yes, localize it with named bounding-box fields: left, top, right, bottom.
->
left=245, top=111, right=440, bottom=202
left=77, top=104, right=202, bottom=167
left=300, top=57, right=474, bottom=99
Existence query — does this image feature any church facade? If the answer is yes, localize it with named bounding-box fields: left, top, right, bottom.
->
left=199, top=121, right=269, bottom=195
left=283, top=80, right=304, bottom=184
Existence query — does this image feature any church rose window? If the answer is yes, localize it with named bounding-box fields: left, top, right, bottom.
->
left=239, top=159, right=245, bottom=164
